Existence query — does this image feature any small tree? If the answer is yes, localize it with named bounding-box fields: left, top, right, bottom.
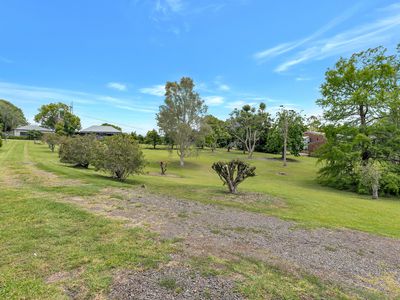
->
left=227, top=103, right=269, bottom=158
left=212, top=159, right=256, bottom=193
left=59, top=135, right=95, bottom=168
left=357, top=162, right=382, bottom=199
left=27, top=130, right=43, bottom=141
left=42, top=133, right=60, bottom=152
left=160, top=161, right=167, bottom=175
left=145, top=129, right=162, bottom=149
left=92, top=134, right=145, bottom=180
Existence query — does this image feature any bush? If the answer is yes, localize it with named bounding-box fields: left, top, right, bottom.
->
left=212, top=159, right=256, bottom=193
left=42, top=133, right=60, bottom=152
left=0, top=138, right=2, bottom=148
left=92, top=134, right=145, bottom=180
left=59, top=135, right=96, bottom=168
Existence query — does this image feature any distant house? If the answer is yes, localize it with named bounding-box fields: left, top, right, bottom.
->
left=79, top=125, right=121, bottom=137
left=13, top=125, right=54, bottom=136
left=303, top=131, right=326, bottom=155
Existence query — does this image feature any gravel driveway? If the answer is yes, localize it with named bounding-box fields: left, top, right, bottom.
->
left=65, top=187, right=400, bottom=297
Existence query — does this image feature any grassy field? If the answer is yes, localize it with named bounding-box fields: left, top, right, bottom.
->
left=0, top=140, right=397, bottom=299
left=29, top=140, right=400, bottom=238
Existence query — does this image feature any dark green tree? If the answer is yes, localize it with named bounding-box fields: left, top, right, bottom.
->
left=145, top=129, right=162, bottom=149
left=0, top=99, right=27, bottom=132
left=34, top=102, right=81, bottom=135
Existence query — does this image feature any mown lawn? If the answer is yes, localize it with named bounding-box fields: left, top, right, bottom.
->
left=0, top=141, right=174, bottom=299
left=27, top=140, right=400, bottom=238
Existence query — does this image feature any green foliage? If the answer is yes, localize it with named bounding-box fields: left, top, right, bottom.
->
left=92, top=134, right=145, bottom=180
left=0, top=99, right=27, bottom=132
left=204, top=115, right=231, bottom=151
left=34, top=102, right=81, bottom=135
left=212, top=159, right=256, bottom=193
left=145, top=129, right=162, bottom=149
left=265, top=109, right=306, bottom=157
left=227, top=103, right=269, bottom=158
left=101, top=123, right=122, bottom=131
left=316, top=45, right=400, bottom=195
left=157, top=77, right=208, bottom=166
left=42, top=133, right=60, bottom=152
left=356, top=162, right=382, bottom=199
left=26, top=130, right=43, bottom=141
left=59, top=135, right=96, bottom=168
left=0, top=137, right=2, bottom=148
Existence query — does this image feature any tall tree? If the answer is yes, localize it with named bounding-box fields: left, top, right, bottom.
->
left=317, top=45, right=400, bottom=196
left=266, top=108, right=306, bottom=165
left=34, top=102, right=81, bottom=135
left=157, top=77, right=207, bottom=166
left=227, top=103, right=269, bottom=158
left=0, top=99, right=27, bottom=132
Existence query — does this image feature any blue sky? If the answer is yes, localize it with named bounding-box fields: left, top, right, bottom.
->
left=1, top=0, right=399, bottom=133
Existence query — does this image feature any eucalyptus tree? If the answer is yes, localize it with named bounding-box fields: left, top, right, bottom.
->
left=156, top=77, right=208, bottom=166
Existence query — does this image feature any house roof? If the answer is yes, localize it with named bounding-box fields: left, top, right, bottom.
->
left=80, top=125, right=121, bottom=134
left=15, top=125, right=54, bottom=132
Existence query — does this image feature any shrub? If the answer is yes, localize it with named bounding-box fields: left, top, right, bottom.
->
left=42, top=133, right=60, bottom=152
left=92, top=134, right=145, bottom=180
left=59, top=135, right=96, bottom=168
left=212, top=159, right=256, bottom=193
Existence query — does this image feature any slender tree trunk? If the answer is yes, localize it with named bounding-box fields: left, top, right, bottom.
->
left=372, top=185, right=379, bottom=199
left=283, top=117, right=288, bottom=167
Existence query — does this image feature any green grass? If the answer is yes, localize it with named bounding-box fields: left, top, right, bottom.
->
left=24, top=140, right=400, bottom=238
left=0, top=141, right=174, bottom=299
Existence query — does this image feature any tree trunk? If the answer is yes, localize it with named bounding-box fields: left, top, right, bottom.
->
left=372, top=185, right=379, bottom=199
left=283, top=137, right=287, bottom=167
left=283, top=116, right=288, bottom=167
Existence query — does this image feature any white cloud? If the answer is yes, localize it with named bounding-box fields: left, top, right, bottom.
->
left=225, top=100, right=255, bottom=110
left=139, top=84, right=165, bottom=97
left=107, top=82, right=127, bottom=91
left=204, top=96, right=224, bottom=106
left=295, top=76, right=312, bottom=81
left=254, top=3, right=400, bottom=72
left=218, top=84, right=230, bottom=91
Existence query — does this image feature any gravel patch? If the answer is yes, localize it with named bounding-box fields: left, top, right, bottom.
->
left=109, top=266, right=244, bottom=300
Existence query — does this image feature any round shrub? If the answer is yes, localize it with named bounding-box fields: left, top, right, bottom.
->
left=59, top=135, right=96, bottom=168
left=92, top=134, right=145, bottom=180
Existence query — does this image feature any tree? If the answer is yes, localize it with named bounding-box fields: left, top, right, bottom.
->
left=59, top=135, right=95, bottom=168
left=34, top=102, right=81, bottom=135
left=316, top=45, right=400, bottom=195
left=102, top=123, right=122, bottom=131
left=0, top=99, right=27, bottom=132
left=42, top=133, right=60, bottom=152
left=227, top=103, right=269, bottom=158
left=157, top=77, right=208, bottom=166
left=267, top=108, right=306, bottom=166
left=92, top=134, right=145, bottom=180
left=145, top=129, right=162, bottom=149
left=204, top=115, right=231, bottom=152
left=357, top=162, right=382, bottom=199
left=212, top=159, right=256, bottom=194
left=306, top=115, right=323, bottom=132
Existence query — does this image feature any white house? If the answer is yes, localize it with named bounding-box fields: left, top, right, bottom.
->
left=79, top=125, right=121, bottom=137
left=13, top=125, right=54, bottom=136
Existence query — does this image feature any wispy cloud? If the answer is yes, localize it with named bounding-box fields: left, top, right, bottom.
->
left=254, top=3, right=400, bottom=72
left=225, top=100, right=255, bottom=110
left=0, top=56, right=13, bottom=64
left=139, top=84, right=165, bottom=97
left=295, top=76, right=312, bottom=81
left=0, top=81, right=155, bottom=112
left=107, top=82, right=127, bottom=91
left=204, top=95, right=224, bottom=106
